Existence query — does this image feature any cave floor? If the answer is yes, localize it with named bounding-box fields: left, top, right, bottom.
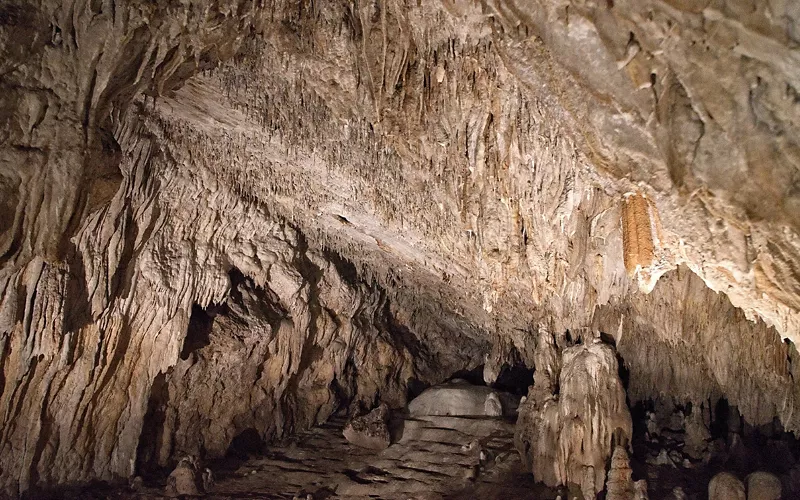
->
left=203, top=415, right=553, bottom=499
left=68, top=414, right=554, bottom=500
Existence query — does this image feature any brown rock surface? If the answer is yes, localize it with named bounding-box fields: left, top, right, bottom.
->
left=1, top=0, right=800, bottom=495
left=709, top=472, right=746, bottom=500
left=342, top=403, right=392, bottom=450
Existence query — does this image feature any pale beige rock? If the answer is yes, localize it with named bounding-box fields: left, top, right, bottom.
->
left=408, top=383, right=514, bottom=417
left=709, top=472, right=746, bottom=500
left=746, top=471, right=782, bottom=500
left=484, top=392, right=503, bottom=417
left=1, top=0, right=800, bottom=495
left=516, top=339, right=631, bottom=497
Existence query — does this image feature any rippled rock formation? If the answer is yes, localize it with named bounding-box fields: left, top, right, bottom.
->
left=1, top=0, right=800, bottom=497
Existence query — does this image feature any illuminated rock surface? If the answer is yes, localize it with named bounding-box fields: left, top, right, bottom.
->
left=1, top=0, right=800, bottom=497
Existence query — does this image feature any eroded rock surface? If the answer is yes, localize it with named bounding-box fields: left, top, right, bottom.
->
left=342, top=403, right=392, bottom=450
left=408, top=381, right=517, bottom=417
left=1, top=0, right=800, bottom=495
left=516, top=337, right=632, bottom=497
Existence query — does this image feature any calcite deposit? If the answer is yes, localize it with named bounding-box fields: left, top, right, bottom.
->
left=1, top=0, right=800, bottom=498
left=516, top=337, right=632, bottom=497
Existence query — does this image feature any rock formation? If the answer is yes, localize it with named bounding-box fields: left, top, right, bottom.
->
left=165, top=456, right=209, bottom=497
left=709, top=472, right=746, bottom=500
left=408, top=381, right=516, bottom=417
left=607, top=446, right=649, bottom=500
left=342, top=403, right=392, bottom=450
left=516, top=337, right=632, bottom=497
left=746, top=472, right=782, bottom=500
left=606, top=446, right=635, bottom=500
left=1, top=0, right=800, bottom=497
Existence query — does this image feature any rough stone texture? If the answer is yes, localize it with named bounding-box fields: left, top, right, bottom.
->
left=408, top=382, right=515, bottom=417
left=342, top=403, right=391, bottom=450
left=606, top=447, right=649, bottom=500
left=709, top=472, right=746, bottom=500
left=165, top=456, right=202, bottom=497
left=516, top=338, right=632, bottom=497
left=746, top=471, right=782, bottom=500
left=606, top=446, right=635, bottom=500
left=1, top=0, right=800, bottom=495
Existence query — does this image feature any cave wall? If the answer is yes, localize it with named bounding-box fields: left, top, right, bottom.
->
left=1, top=0, right=799, bottom=495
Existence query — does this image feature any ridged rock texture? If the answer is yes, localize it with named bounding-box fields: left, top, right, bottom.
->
left=515, top=337, right=632, bottom=498
left=1, top=0, right=800, bottom=496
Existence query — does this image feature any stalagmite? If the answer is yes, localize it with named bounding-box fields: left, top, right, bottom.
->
left=516, top=337, right=632, bottom=497
left=745, top=472, right=781, bottom=500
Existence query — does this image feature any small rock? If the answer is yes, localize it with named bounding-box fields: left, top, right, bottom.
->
left=343, top=403, right=391, bottom=450
left=646, top=449, right=674, bottom=467
left=484, top=392, right=502, bottom=416
left=633, top=479, right=648, bottom=500
left=670, top=486, right=687, bottom=500
left=202, top=467, right=214, bottom=492
left=129, top=475, right=144, bottom=492
left=166, top=456, right=202, bottom=497
left=746, top=471, right=781, bottom=500
left=645, top=412, right=659, bottom=437
left=461, top=439, right=479, bottom=452
left=709, top=472, right=745, bottom=500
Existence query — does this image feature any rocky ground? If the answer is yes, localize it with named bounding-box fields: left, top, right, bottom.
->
left=42, top=413, right=555, bottom=500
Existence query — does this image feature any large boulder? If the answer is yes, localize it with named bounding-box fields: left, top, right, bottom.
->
left=408, top=380, right=518, bottom=417
left=516, top=339, right=632, bottom=499
left=709, top=472, right=746, bottom=500
left=343, top=403, right=392, bottom=450
left=746, top=471, right=781, bottom=500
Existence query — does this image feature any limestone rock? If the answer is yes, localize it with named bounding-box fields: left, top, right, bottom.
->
left=202, top=467, right=215, bottom=493
left=633, top=480, right=649, bottom=500
left=166, top=456, right=203, bottom=497
left=606, top=446, right=634, bottom=500
left=408, top=383, right=516, bottom=417
left=343, top=404, right=392, bottom=451
left=483, top=393, right=503, bottom=417
left=669, top=487, right=688, bottom=500
left=2, top=0, right=800, bottom=495
left=709, top=472, right=746, bottom=500
left=746, top=472, right=781, bottom=500
left=684, top=409, right=712, bottom=461
left=604, top=446, right=649, bottom=500
left=516, top=339, right=632, bottom=497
